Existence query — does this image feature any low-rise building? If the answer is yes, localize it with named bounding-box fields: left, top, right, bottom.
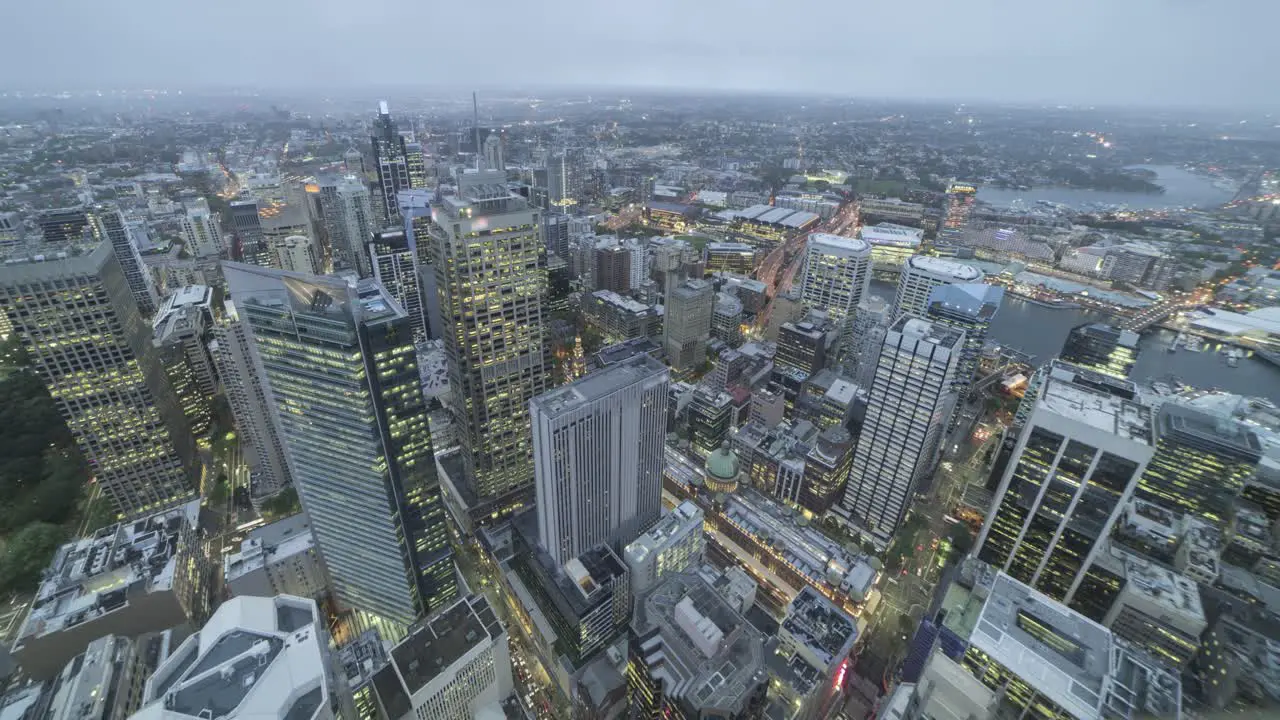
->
left=769, top=587, right=859, bottom=719
left=223, top=514, right=327, bottom=601
left=340, top=594, right=513, bottom=720
left=583, top=289, right=660, bottom=344
left=14, top=501, right=208, bottom=680
left=132, top=595, right=340, bottom=720
left=624, top=500, right=706, bottom=597
left=1103, top=559, right=1206, bottom=670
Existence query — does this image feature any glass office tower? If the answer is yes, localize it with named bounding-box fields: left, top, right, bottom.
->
left=224, top=263, right=456, bottom=634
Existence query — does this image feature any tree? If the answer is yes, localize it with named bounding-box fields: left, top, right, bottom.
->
left=0, top=522, right=65, bottom=594
left=261, top=487, right=301, bottom=521
left=947, top=524, right=975, bottom=556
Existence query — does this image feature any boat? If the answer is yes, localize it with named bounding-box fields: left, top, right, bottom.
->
left=1185, top=337, right=1204, bottom=353
left=1226, top=348, right=1243, bottom=367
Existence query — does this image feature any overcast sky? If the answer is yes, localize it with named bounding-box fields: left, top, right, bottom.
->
left=4, top=0, right=1277, bottom=109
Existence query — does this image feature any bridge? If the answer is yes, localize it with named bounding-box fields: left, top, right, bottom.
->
left=1119, top=300, right=1186, bottom=333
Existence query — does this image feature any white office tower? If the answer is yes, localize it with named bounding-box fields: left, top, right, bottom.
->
left=350, top=594, right=514, bottom=720
left=799, top=232, right=872, bottom=322
left=316, top=175, right=375, bottom=277
left=180, top=198, right=223, bottom=258
left=838, top=317, right=963, bottom=545
left=842, top=298, right=890, bottom=386
left=531, top=353, right=669, bottom=565
left=892, top=255, right=983, bottom=318
left=975, top=362, right=1154, bottom=607
left=210, top=300, right=291, bottom=505
left=624, top=500, right=706, bottom=597
left=131, top=596, right=340, bottom=720
left=432, top=168, right=551, bottom=521
left=275, top=235, right=316, bottom=274
left=482, top=132, right=505, bottom=171
left=95, top=207, right=160, bottom=316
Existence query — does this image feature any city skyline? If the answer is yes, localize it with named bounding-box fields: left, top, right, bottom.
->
left=3, top=2, right=1280, bottom=110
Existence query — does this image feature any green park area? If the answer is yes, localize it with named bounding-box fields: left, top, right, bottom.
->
left=0, top=341, right=110, bottom=598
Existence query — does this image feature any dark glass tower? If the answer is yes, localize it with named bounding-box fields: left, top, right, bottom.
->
left=1060, top=323, right=1140, bottom=379
left=371, top=102, right=412, bottom=226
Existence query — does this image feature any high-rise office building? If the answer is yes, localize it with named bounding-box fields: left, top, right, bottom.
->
left=798, top=232, right=872, bottom=322
left=367, top=229, right=429, bottom=343
left=371, top=101, right=413, bottom=225
left=224, top=263, right=456, bottom=633
left=974, top=362, right=1154, bottom=609
left=925, top=283, right=1004, bottom=399
left=180, top=198, right=223, bottom=258
left=152, top=286, right=218, bottom=439
left=688, top=385, right=735, bottom=459
left=431, top=169, right=550, bottom=521
left=838, top=317, right=963, bottom=545
left=210, top=299, right=291, bottom=505
left=398, top=189, right=443, bottom=340
left=943, top=180, right=977, bottom=230
left=230, top=199, right=273, bottom=268
left=1136, top=402, right=1262, bottom=525
left=1060, top=323, right=1140, bottom=379
left=842, top=298, right=890, bottom=386
left=530, top=353, right=668, bottom=565
left=94, top=207, right=159, bottom=317
left=39, top=207, right=91, bottom=244
left=543, top=212, right=571, bottom=261
left=893, top=255, right=983, bottom=318
left=595, top=244, right=632, bottom=294
left=482, top=132, right=505, bottom=172
left=0, top=244, right=196, bottom=516
left=663, top=278, right=714, bottom=375
left=776, top=316, right=832, bottom=378
left=313, top=175, right=376, bottom=276
left=548, top=148, right=586, bottom=208
left=274, top=234, right=316, bottom=274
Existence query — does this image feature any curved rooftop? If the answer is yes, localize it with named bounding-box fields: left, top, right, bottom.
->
left=907, top=255, right=983, bottom=281
left=706, top=443, right=740, bottom=481
left=808, top=232, right=871, bottom=257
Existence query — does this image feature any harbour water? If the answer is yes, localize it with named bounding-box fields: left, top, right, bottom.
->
left=978, top=164, right=1235, bottom=211
left=867, top=283, right=1280, bottom=399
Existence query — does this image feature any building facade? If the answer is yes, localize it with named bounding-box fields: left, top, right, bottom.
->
left=663, top=278, right=715, bottom=375
left=225, top=263, right=456, bottom=633
left=892, top=255, right=984, bottom=319
left=531, top=354, right=669, bottom=565
left=838, top=317, right=963, bottom=545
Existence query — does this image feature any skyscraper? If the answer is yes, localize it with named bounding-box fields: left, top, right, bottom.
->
left=838, top=316, right=963, bottom=545
left=530, top=353, right=668, bottom=565
left=482, top=133, right=505, bottom=172
left=0, top=243, right=197, bottom=516
left=663, top=278, right=714, bottom=375
left=209, top=300, right=291, bottom=505
left=798, top=232, right=872, bottom=323
left=925, top=283, right=1004, bottom=399
left=594, top=243, right=632, bottom=293
left=94, top=207, right=159, bottom=317
left=974, top=361, right=1154, bottom=608
left=548, top=148, right=586, bottom=208
left=1060, top=323, right=1140, bottom=379
left=180, top=198, right=223, bottom=258
left=230, top=200, right=272, bottom=268
left=1136, top=402, right=1262, bottom=525
left=893, top=255, right=984, bottom=318
left=224, top=263, right=456, bottom=632
left=430, top=169, right=551, bottom=521
left=367, top=229, right=429, bottom=343
left=371, top=102, right=412, bottom=226
left=943, top=180, right=977, bottom=230
left=151, top=286, right=218, bottom=439
left=314, top=175, right=375, bottom=276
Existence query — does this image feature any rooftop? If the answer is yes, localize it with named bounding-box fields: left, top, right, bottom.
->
left=224, top=514, right=316, bottom=583
left=807, top=232, right=871, bottom=256
left=860, top=224, right=925, bottom=246
left=1040, top=377, right=1153, bottom=445
left=970, top=573, right=1111, bottom=720
left=1122, top=558, right=1204, bottom=621
left=907, top=255, right=983, bottom=281
left=590, top=289, right=650, bottom=314
left=890, top=315, right=966, bottom=349
left=531, top=353, right=667, bottom=418
left=135, top=596, right=326, bottom=720
left=632, top=572, right=766, bottom=713
left=19, top=501, right=199, bottom=642
left=625, top=501, right=704, bottom=565
left=782, top=587, right=858, bottom=668
left=927, top=283, right=1005, bottom=322
left=382, top=594, right=503, bottom=699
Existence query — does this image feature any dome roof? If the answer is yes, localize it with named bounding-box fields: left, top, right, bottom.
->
left=705, top=442, right=740, bottom=481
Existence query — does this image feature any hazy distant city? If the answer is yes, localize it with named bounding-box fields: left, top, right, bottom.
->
left=1, top=9, right=1280, bottom=719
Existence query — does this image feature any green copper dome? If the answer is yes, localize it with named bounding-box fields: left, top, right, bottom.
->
left=705, top=442, right=740, bottom=481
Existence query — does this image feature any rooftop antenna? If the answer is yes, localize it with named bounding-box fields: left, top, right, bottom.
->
left=473, top=91, right=483, bottom=171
